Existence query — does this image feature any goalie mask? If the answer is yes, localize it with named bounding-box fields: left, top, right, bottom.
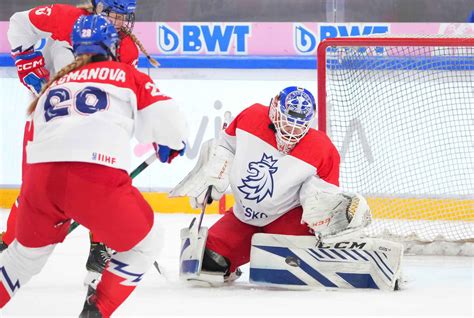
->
left=92, top=0, right=136, bottom=32
left=269, top=86, right=316, bottom=154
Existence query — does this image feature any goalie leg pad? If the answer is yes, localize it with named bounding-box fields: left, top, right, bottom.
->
left=179, top=225, right=208, bottom=278
left=179, top=225, right=226, bottom=285
left=181, top=223, right=245, bottom=286
left=249, top=233, right=403, bottom=291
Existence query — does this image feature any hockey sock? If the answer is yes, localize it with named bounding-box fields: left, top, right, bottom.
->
left=2, top=200, right=19, bottom=245
left=95, top=270, right=137, bottom=317
left=0, top=241, right=55, bottom=308
left=94, top=227, right=159, bottom=316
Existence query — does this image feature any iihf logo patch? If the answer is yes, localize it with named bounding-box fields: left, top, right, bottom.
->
left=238, top=154, right=278, bottom=203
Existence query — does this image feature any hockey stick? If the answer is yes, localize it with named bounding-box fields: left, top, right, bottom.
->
left=178, top=112, right=232, bottom=283
left=189, top=187, right=212, bottom=235
left=68, top=152, right=158, bottom=234
left=191, top=110, right=232, bottom=233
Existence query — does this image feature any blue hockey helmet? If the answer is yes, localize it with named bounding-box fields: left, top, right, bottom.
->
left=92, top=0, right=136, bottom=32
left=72, top=15, right=119, bottom=58
left=269, top=86, right=316, bottom=154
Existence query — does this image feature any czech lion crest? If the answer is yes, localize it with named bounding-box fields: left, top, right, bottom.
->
left=238, top=153, right=278, bottom=203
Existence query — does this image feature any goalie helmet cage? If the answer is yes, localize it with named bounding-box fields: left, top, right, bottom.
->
left=317, top=37, right=474, bottom=255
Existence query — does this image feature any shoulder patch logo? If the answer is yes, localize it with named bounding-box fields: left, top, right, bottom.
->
left=238, top=153, right=278, bottom=203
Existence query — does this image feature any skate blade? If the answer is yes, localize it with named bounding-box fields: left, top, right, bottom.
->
left=185, top=272, right=225, bottom=287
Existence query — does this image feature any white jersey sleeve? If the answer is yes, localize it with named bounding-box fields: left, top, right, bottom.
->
left=7, top=5, right=102, bottom=75
left=133, top=76, right=188, bottom=150
left=8, top=9, right=51, bottom=53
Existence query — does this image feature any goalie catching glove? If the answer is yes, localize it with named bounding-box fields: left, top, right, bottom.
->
left=169, top=138, right=233, bottom=209
left=299, top=176, right=372, bottom=237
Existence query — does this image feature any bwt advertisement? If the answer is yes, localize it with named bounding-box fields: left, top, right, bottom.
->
left=1, top=22, right=473, bottom=56
left=0, top=22, right=472, bottom=193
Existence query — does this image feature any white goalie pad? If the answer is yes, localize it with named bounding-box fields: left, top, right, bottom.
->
left=179, top=225, right=207, bottom=279
left=179, top=225, right=224, bottom=285
left=249, top=233, right=403, bottom=291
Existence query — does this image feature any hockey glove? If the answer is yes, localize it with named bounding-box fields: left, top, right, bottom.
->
left=300, top=177, right=372, bottom=237
left=154, top=142, right=186, bottom=163
left=170, top=139, right=233, bottom=209
left=14, top=50, right=50, bottom=96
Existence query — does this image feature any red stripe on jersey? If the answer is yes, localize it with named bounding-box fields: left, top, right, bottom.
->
left=117, top=35, right=139, bottom=67
left=28, top=5, right=87, bottom=44
left=292, top=129, right=340, bottom=186
left=97, top=271, right=137, bottom=317
left=51, top=61, right=171, bottom=110
left=227, top=103, right=278, bottom=147
left=230, top=104, right=340, bottom=186
left=28, top=5, right=138, bottom=65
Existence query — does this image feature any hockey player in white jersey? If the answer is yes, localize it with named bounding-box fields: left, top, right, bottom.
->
left=0, top=15, right=187, bottom=317
left=2, top=0, right=158, bottom=287
left=172, top=87, right=403, bottom=290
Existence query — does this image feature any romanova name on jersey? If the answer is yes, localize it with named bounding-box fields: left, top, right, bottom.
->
left=219, top=104, right=340, bottom=227
left=27, top=61, right=188, bottom=171
left=54, top=67, right=127, bottom=85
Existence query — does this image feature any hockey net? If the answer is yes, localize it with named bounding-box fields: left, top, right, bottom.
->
left=317, top=37, right=474, bottom=255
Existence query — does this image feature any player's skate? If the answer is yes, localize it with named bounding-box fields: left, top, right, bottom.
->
left=84, top=241, right=112, bottom=288
left=79, top=286, right=102, bottom=318
left=187, top=247, right=242, bottom=287
left=0, top=232, right=8, bottom=253
left=203, top=247, right=243, bottom=283
left=224, top=267, right=242, bottom=283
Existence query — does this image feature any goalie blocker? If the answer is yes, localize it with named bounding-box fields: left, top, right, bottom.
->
left=249, top=233, right=403, bottom=291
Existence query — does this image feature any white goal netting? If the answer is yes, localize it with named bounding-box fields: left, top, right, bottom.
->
left=318, top=37, right=474, bottom=255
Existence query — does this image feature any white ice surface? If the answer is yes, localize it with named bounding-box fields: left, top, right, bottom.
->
left=0, top=210, right=472, bottom=318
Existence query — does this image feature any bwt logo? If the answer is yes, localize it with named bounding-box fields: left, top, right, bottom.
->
left=295, top=23, right=390, bottom=54
left=158, top=23, right=251, bottom=54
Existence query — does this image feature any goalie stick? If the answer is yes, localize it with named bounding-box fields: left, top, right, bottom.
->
left=179, top=111, right=232, bottom=284
left=192, top=110, right=231, bottom=234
